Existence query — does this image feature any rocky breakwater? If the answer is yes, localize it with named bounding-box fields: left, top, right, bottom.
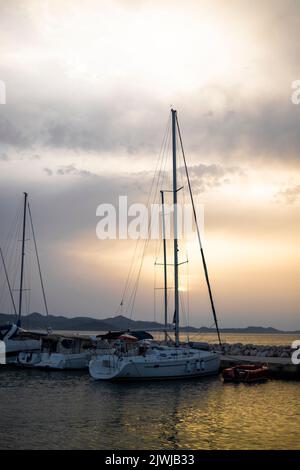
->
left=210, top=343, right=292, bottom=358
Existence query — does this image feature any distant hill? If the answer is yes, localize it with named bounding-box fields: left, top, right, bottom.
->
left=0, top=312, right=299, bottom=334
left=0, top=312, right=173, bottom=332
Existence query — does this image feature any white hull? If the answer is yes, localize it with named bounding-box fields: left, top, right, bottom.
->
left=3, top=326, right=40, bottom=363
left=18, top=351, right=91, bottom=370
left=5, top=339, right=41, bottom=354
left=89, top=348, right=220, bottom=380
left=1, top=324, right=41, bottom=361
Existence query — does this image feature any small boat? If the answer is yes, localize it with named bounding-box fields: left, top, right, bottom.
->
left=222, top=364, right=269, bottom=383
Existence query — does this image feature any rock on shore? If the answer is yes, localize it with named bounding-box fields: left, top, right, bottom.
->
left=209, top=342, right=293, bottom=358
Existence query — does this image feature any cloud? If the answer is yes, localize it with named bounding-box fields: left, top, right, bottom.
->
left=0, top=1, right=300, bottom=165
left=56, top=164, right=96, bottom=177
left=177, top=95, right=300, bottom=164
left=0, top=0, right=300, bottom=327
left=43, top=167, right=53, bottom=176
left=182, top=163, right=244, bottom=193
left=0, top=90, right=166, bottom=156
left=1, top=84, right=300, bottom=166
left=275, top=184, right=300, bottom=204
left=0, top=116, right=29, bottom=148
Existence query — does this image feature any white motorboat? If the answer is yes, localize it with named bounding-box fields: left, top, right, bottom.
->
left=18, top=351, right=91, bottom=370
left=17, top=334, right=93, bottom=370
left=0, top=323, right=41, bottom=363
left=89, top=110, right=222, bottom=381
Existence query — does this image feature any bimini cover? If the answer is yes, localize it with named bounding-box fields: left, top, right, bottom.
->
left=131, top=331, right=153, bottom=341
left=97, top=331, right=126, bottom=340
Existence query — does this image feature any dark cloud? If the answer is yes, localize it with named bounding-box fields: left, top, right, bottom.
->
left=1, top=89, right=300, bottom=165
left=0, top=1, right=299, bottom=164
left=0, top=93, right=165, bottom=155
left=0, top=161, right=238, bottom=249
left=0, top=170, right=143, bottom=247
left=177, top=96, right=300, bottom=163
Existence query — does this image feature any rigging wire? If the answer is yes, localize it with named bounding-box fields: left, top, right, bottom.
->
left=176, top=114, right=222, bottom=348
left=126, top=116, right=171, bottom=317
left=152, top=133, right=172, bottom=326
left=0, top=246, right=17, bottom=315
left=115, top=115, right=171, bottom=316
left=28, top=203, right=50, bottom=330
left=25, top=233, right=32, bottom=321
left=153, top=261, right=156, bottom=322
left=187, top=252, right=190, bottom=341
left=0, top=198, right=51, bottom=331
left=0, top=202, right=23, bottom=316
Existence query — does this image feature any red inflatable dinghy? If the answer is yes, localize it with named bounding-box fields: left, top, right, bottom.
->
left=222, top=364, right=268, bottom=383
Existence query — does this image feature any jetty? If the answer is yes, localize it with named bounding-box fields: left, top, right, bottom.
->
left=198, top=342, right=300, bottom=379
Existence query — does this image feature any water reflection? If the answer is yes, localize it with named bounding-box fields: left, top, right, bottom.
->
left=0, top=367, right=299, bottom=449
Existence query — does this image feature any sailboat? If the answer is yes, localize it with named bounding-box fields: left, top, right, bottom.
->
left=0, top=193, right=42, bottom=362
left=1, top=194, right=94, bottom=370
left=89, top=109, right=221, bottom=380
left=1, top=194, right=100, bottom=369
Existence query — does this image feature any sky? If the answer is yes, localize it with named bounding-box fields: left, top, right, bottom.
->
left=0, top=0, right=299, bottom=330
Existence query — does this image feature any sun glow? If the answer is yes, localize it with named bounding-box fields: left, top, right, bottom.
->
left=30, top=1, right=242, bottom=95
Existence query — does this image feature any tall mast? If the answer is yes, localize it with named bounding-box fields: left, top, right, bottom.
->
left=160, top=190, right=168, bottom=342
left=171, top=109, right=180, bottom=347
left=17, top=192, right=28, bottom=327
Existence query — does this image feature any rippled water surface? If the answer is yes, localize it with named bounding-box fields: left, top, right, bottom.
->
left=57, top=331, right=300, bottom=346
left=0, top=367, right=299, bottom=450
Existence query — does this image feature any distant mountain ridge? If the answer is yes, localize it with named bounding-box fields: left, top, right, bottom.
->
left=0, top=312, right=299, bottom=334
